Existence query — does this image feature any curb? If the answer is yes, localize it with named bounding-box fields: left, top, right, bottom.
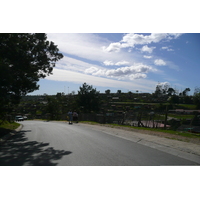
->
left=0, top=124, right=23, bottom=144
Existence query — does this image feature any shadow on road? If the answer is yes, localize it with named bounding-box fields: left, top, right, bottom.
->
left=0, top=130, right=72, bottom=166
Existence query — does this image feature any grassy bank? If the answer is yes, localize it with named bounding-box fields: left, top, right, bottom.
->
left=0, top=121, right=20, bottom=138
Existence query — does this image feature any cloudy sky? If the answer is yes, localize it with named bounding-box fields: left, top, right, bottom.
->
left=29, top=33, right=200, bottom=95
left=2, top=1, right=199, bottom=96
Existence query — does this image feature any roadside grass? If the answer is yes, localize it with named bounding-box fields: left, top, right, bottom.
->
left=177, top=104, right=196, bottom=109
left=80, top=121, right=100, bottom=125
left=112, top=102, right=196, bottom=108
left=168, top=114, right=194, bottom=119
left=80, top=121, right=200, bottom=139
left=0, top=121, right=20, bottom=138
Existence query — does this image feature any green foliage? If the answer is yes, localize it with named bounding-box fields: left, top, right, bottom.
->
left=45, top=96, right=63, bottom=120
left=0, top=33, right=63, bottom=119
left=168, top=119, right=181, bottom=131
left=153, top=83, right=171, bottom=97
left=105, top=89, right=110, bottom=94
left=191, top=112, right=200, bottom=126
left=77, top=83, right=100, bottom=113
left=177, top=104, right=196, bottom=109
left=193, top=87, right=200, bottom=109
left=0, top=121, right=20, bottom=138
left=180, top=88, right=191, bottom=96
left=167, top=87, right=176, bottom=96
left=0, top=120, right=20, bottom=130
left=169, top=95, right=179, bottom=104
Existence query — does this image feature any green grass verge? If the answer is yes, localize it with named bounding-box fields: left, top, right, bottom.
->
left=79, top=121, right=100, bottom=125
left=177, top=104, right=196, bottom=109
left=0, top=121, right=20, bottom=138
left=168, top=114, right=194, bottom=119
left=80, top=121, right=200, bottom=139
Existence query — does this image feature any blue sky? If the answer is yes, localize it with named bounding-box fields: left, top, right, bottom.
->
left=29, top=33, right=200, bottom=96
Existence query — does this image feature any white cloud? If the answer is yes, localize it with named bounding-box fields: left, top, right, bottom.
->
left=115, top=61, right=130, bottom=66
left=84, top=67, right=99, bottom=74
left=121, top=33, right=166, bottom=46
left=153, top=58, right=180, bottom=71
left=47, top=68, right=126, bottom=87
left=48, top=33, right=105, bottom=59
left=48, top=33, right=137, bottom=64
left=103, top=60, right=115, bottom=66
left=143, top=55, right=152, bottom=59
left=129, top=73, right=147, bottom=80
left=167, top=33, right=183, bottom=39
left=102, top=42, right=121, bottom=52
left=56, top=56, right=107, bottom=74
left=154, top=59, right=166, bottom=66
left=103, top=33, right=183, bottom=52
left=46, top=68, right=158, bottom=92
left=85, top=63, right=156, bottom=80
left=44, top=33, right=183, bottom=94
left=141, top=45, right=156, bottom=53
left=103, top=60, right=130, bottom=66
left=157, top=82, right=170, bottom=87
left=161, top=46, right=174, bottom=51
left=106, top=65, right=153, bottom=77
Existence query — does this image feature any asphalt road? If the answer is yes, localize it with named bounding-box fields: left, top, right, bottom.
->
left=0, top=120, right=199, bottom=166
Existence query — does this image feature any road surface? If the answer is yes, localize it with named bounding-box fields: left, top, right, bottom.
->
left=0, top=120, right=199, bottom=166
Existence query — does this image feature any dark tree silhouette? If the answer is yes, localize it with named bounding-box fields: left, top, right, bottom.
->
left=77, top=83, right=100, bottom=113
left=0, top=33, right=63, bottom=119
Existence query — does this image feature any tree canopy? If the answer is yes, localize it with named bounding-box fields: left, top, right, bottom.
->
left=193, top=87, right=200, bottom=109
left=0, top=33, right=63, bottom=118
left=77, top=83, right=100, bottom=113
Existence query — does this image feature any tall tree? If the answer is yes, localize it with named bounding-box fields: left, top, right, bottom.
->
left=77, top=83, right=100, bottom=113
left=182, top=88, right=190, bottom=96
left=0, top=33, right=63, bottom=118
left=193, top=87, right=200, bottom=109
left=167, top=87, right=176, bottom=96
left=154, top=84, right=162, bottom=97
